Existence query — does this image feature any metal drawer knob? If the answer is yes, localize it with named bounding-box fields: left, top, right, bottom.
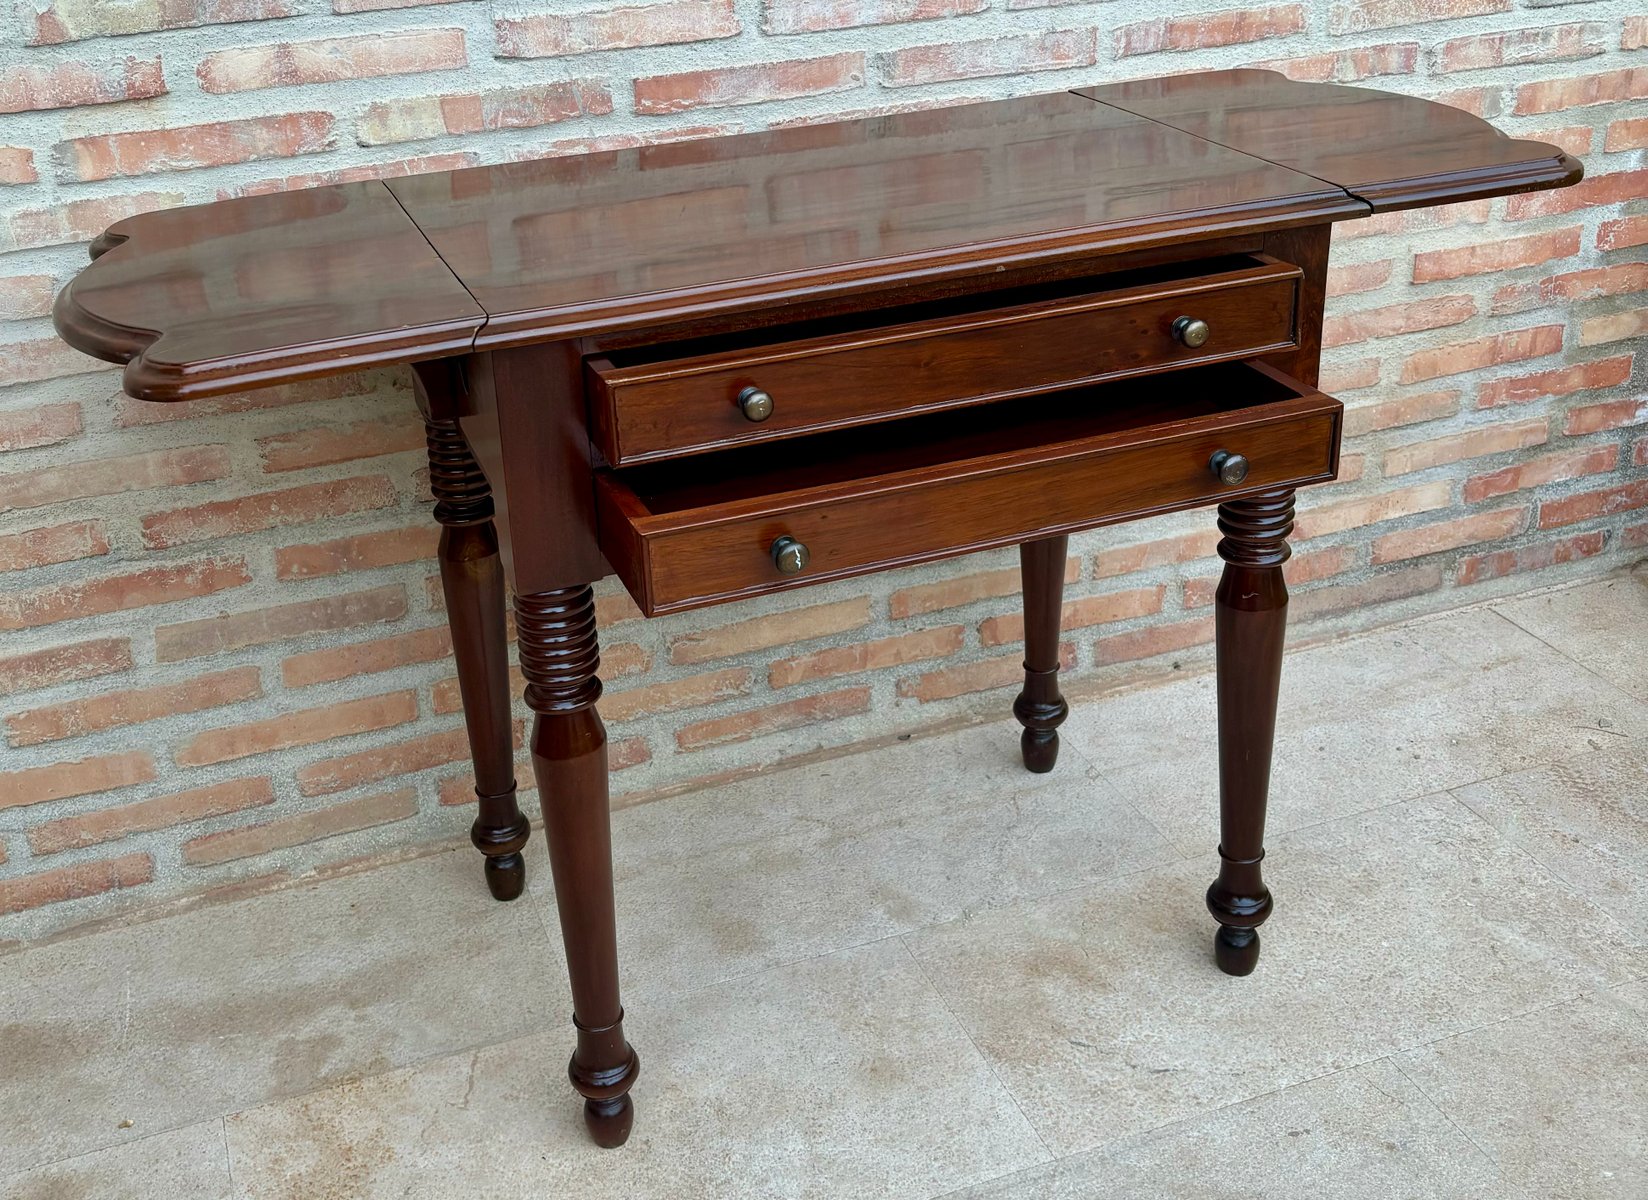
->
left=1209, top=449, right=1250, bottom=487
left=1172, top=315, right=1211, bottom=348
left=738, top=386, right=774, bottom=422
left=771, top=536, right=810, bottom=575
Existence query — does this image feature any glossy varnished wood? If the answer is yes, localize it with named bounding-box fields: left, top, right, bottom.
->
left=596, top=362, right=1341, bottom=615
left=52, top=182, right=484, bottom=401
left=1080, top=69, right=1582, bottom=213
left=585, top=255, right=1301, bottom=466
left=1015, top=536, right=1070, bottom=774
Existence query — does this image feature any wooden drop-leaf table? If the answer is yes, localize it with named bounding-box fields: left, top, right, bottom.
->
left=53, top=70, right=1580, bottom=1148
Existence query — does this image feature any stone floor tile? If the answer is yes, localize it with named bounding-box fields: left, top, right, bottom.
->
left=1493, top=566, right=1648, bottom=700
left=904, top=792, right=1644, bottom=1157
left=224, top=937, right=1049, bottom=1200
left=941, top=1058, right=1509, bottom=1199
left=1453, top=738, right=1648, bottom=943
left=0, top=849, right=559, bottom=1176
left=1397, top=980, right=1648, bottom=1200
left=538, top=722, right=1175, bottom=1002
left=0, top=1121, right=233, bottom=1200
left=1063, top=607, right=1648, bottom=854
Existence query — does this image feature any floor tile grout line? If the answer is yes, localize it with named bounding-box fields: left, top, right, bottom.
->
left=1485, top=601, right=1648, bottom=709
left=1388, top=1053, right=1505, bottom=1180
left=219, top=1116, right=237, bottom=1199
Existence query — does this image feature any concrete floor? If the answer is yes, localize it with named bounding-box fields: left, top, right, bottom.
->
left=3, top=566, right=1646, bottom=1200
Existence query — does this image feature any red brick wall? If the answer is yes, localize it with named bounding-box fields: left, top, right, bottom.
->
left=1, top=1, right=1644, bottom=941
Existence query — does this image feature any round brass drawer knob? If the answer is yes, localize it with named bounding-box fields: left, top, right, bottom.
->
left=1172, top=315, right=1211, bottom=349
left=1209, top=449, right=1250, bottom=487
left=738, top=386, right=774, bottom=422
left=771, top=536, right=810, bottom=575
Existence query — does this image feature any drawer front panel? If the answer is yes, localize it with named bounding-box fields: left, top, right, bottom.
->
left=588, top=258, right=1300, bottom=466
left=597, top=366, right=1340, bottom=615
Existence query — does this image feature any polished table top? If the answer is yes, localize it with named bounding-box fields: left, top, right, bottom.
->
left=54, top=70, right=1577, bottom=401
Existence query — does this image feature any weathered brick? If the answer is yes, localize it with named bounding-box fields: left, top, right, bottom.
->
left=1433, top=23, right=1605, bottom=73
left=1463, top=445, right=1620, bottom=503
left=769, top=626, right=963, bottom=687
left=1565, top=397, right=1648, bottom=437
left=1521, top=124, right=1593, bottom=155
left=499, top=0, right=737, bottom=56
left=880, top=30, right=1095, bottom=86
left=979, top=586, right=1164, bottom=647
left=1371, top=506, right=1527, bottom=564
left=1578, top=308, right=1648, bottom=347
left=1514, top=67, right=1648, bottom=115
left=1400, top=325, right=1564, bottom=385
left=670, top=597, right=871, bottom=664
left=0, top=521, right=108, bottom=574
left=0, top=853, right=152, bottom=916
left=56, top=112, right=335, bottom=182
left=1115, top=5, right=1304, bottom=56
left=676, top=686, right=870, bottom=750
left=282, top=624, right=451, bottom=688
left=1095, top=530, right=1220, bottom=577
left=1295, top=482, right=1452, bottom=540
left=764, top=0, right=981, bottom=34
left=0, top=752, right=156, bottom=811
left=603, top=668, right=751, bottom=722
left=1342, top=389, right=1460, bottom=437
left=4, top=190, right=184, bottom=253
left=257, top=417, right=424, bottom=473
left=635, top=52, right=863, bottom=114
left=1624, top=16, right=1648, bottom=50
left=1328, top=0, right=1508, bottom=36
left=0, top=55, right=166, bottom=113
left=274, top=525, right=437, bottom=582
left=0, top=274, right=57, bottom=322
left=1476, top=355, right=1634, bottom=408
left=198, top=28, right=465, bottom=93
left=1321, top=295, right=1475, bottom=348
left=1491, top=263, right=1648, bottom=314
left=176, top=690, right=417, bottom=767
left=1247, top=42, right=1418, bottom=82
left=1383, top=418, right=1548, bottom=476
left=296, top=724, right=520, bottom=796
left=335, top=0, right=465, bottom=10
left=154, top=583, right=407, bottom=661
left=357, top=80, right=612, bottom=145
left=1458, top=529, right=1607, bottom=584
left=141, top=475, right=398, bottom=549
left=0, top=638, right=132, bottom=697
left=182, top=788, right=416, bottom=866
left=1318, top=357, right=1382, bottom=392
left=6, top=666, right=262, bottom=747
left=0, top=337, right=109, bottom=388
left=1290, top=564, right=1442, bottom=621
left=889, top=557, right=1080, bottom=616
left=1326, top=259, right=1393, bottom=296
left=0, top=445, right=227, bottom=513
left=0, top=146, right=38, bottom=185
left=220, top=151, right=478, bottom=197
left=0, top=558, right=250, bottom=632
left=26, top=0, right=299, bottom=45
left=1094, top=619, right=1212, bottom=665
left=1507, top=170, right=1648, bottom=221
left=1410, top=227, right=1581, bottom=283
left=28, top=777, right=275, bottom=855
left=1335, top=199, right=1492, bottom=245
left=1183, top=545, right=1356, bottom=608
left=1539, top=480, right=1648, bottom=529
left=1603, top=117, right=1648, bottom=152
left=897, top=644, right=1076, bottom=701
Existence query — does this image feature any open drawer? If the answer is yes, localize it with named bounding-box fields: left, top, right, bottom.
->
left=585, top=253, right=1302, bottom=466
left=595, top=360, right=1341, bottom=615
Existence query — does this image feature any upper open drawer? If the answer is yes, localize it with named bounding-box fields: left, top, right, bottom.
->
left=584, top=253, right=1302, bottom=467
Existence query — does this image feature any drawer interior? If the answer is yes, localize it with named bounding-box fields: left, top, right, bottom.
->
left=595, top=251, right=1277, bottom=370
left=610, top=360, right=1319, bottom=516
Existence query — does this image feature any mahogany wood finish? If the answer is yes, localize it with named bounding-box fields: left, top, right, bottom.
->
left=515, top=587, right=640, bottom=1147
left=1206, top=489, right=1295, bottom=976
left=1015, top=536, right=1070, bottom=774
left=585, top=256, right=1300, bottom=465
left=49, top=73, right=1585, bottom=1148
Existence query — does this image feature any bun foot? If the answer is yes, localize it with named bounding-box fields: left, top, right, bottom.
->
left=482, top=851, right=526, bottom=901
left=584, top=1094, right=634, bottom=1148
left=1020, top=728, right=1060, bottom=773
left=1214, top=925, right=1260, bottom=976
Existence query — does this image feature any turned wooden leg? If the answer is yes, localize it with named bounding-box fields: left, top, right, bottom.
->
left=1206, top=489, right=1293, bottom=977
left=427, top=416, right=530, bottom=902
left=516, top=586, right=639, bottom=1148
left=1014, top=535, right=1069, bottom=773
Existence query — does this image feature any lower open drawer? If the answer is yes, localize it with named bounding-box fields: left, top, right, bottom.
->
left=595, top=360, right=1341, bottom=615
